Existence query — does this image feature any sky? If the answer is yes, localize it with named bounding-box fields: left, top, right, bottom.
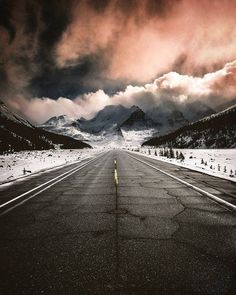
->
left=0, top=0, right=236, bottom=123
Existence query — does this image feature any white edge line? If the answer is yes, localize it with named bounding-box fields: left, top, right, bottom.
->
left=0, top=152, right=104, bottom=210
left=129, top=150, right=236, bottom=184
left=0, top=158, right=97, bottom=216
left=130, top=154, right=236, bottom=212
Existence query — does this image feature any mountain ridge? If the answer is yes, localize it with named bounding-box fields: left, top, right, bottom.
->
left=142, top=104, right=236, bottom=148
left=0, top=100, right=91, bottom=152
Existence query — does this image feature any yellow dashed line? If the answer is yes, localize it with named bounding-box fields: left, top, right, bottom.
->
left=114, top=159, right=118, bottom=186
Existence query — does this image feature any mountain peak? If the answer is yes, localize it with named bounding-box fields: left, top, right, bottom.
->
left=0, top=99, right=33, bottom=128
left=130, top=105, right=141, bottom=111
left=43, top=114, right=73, bottom=126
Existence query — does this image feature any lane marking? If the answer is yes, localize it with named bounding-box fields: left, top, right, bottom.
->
left=130, top=154, right=236, bottom=212
left=114, top=159, right=118, bottom=186
left=0, top=153, right=105, bottom=216
left=114, top=169, right=119, bottom=186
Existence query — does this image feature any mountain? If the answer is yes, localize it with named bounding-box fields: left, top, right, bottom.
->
left=44, top=115, right=74, bottom=127
left=142, top=104, right=236, bottom=148
left=41, top=101, right=218, bottom=146
left=79, top=105, right=135, bottom=134
left=0, top=100, right=91, bottom=152
left=120, top=106, right=156, bottom=130
left=42, top=105, right=159, bottom=145
left=41, top=115, right=85, bottom=140
left=182, top=101, right=215, bottom=121
left=146, top=100, right=215, bottom=136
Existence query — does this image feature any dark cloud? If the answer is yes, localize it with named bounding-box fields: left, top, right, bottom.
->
left=145, top=0, right=180, bottom=18
left=87, top=0, right=110, bottom=13
left=39, top=0, right=73, bottom=47
left=0, top=0, right=236, bottom=113
left=0, top=0, right=16, bottom=41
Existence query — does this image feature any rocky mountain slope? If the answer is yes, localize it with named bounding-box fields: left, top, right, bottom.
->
left=142, top=104, right=236, bottom=148
left=40, top=100, right=222, bottom=146
left=41, top=105, right=159, bottom=144
left=0, top=101, right=91, bottom=152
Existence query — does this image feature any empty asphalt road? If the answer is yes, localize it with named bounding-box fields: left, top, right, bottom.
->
left=0, top=150, right=235, bottom=295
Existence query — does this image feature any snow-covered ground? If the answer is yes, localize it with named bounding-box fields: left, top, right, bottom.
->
left=0, top=148, right=103, bottom=184
left=121, top=128, right=157, bottom=146
left=130, top=148, right=236, bottom=182
left=1, top=146, right=235, bottom=185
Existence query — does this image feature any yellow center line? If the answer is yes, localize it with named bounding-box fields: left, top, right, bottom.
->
left=114, top=159, right=118, bottom=186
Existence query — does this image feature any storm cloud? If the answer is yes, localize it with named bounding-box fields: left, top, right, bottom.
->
left=1, top=0, right=236, bottom=120
left=9, top=60, right=236, bottom=124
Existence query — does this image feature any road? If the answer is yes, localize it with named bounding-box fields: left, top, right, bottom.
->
left=0, top=150, right=235, bottom=295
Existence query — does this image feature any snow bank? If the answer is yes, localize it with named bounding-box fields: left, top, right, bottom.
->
left=0, top=148, right=103, bottom=184
left=130, top=148, right=236, bottom=182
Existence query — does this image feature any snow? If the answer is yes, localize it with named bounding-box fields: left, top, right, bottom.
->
left=0, top=100, right=33, bottom=127
left=121, top=128, right=156, bottom=146
left=0, top=148, right=103, bottom=184
left=1, top=144, right=235, bottom=186
left=130, top=147, right=236, bottom=182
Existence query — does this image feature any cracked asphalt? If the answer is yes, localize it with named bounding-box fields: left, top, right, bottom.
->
left=0, top=150, right=235, bottom=295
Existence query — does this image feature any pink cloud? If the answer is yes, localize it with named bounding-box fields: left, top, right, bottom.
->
left=7, top=60, right=236, bottom=123
left=55, top=0, right=236, bottom=82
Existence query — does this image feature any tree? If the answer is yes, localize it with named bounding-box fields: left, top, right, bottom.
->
left=179, top=152, right=185, bottom=161
left=169, top=147, right=175, bottom=158
left=176, top=151, right=179, bottom=160
left=164, top=148, right=168, bottom=157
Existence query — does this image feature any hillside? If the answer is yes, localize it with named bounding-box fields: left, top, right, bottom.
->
left=142, top=104, right=236, bottom=148
left=0, top=101, right=91, bottom=152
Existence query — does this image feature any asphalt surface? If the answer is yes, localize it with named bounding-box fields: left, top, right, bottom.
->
left=0, top=150, right=235, bottom=295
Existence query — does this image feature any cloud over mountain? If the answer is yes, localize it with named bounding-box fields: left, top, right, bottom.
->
left=1, top=0, right=236, bottom=103
left=6, top=60, right=236, bottom=124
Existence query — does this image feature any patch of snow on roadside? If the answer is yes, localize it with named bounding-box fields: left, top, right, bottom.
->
left=131, top=148, right=236, bottom=182
left=0, top=148, right=102, bottom=184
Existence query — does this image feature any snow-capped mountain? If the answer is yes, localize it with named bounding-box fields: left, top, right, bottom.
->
left=143, top=104, right=236, bottom=148
left=41, top=105, right=159, bottom=145
left=120, top=106, right=155, bottom=130
left=0, top=100, right=91, bottom=152
left=79, top=105, right=137, bottom=134
left=41, top=101, right=218, bottom=146
left=44, top=115, right=74, bottom=127
left=41, top=114, right=86, bottom=141
left=146, top=100, right=215, bottom=135
left=0, top=100, right=34, bottom=128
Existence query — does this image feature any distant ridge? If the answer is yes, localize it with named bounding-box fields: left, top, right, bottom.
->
left=0, top=100, right=91, bottom=152
left=142, top=104, right=236, bottom=148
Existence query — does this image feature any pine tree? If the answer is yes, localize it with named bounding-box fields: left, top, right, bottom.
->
left=179, top=152, right=185, bottom=161
left=176, top=151, right=179, bottom=160
left=169, top=147, right=175, bottom=158
left=164, top=148, right=168, bottom=157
